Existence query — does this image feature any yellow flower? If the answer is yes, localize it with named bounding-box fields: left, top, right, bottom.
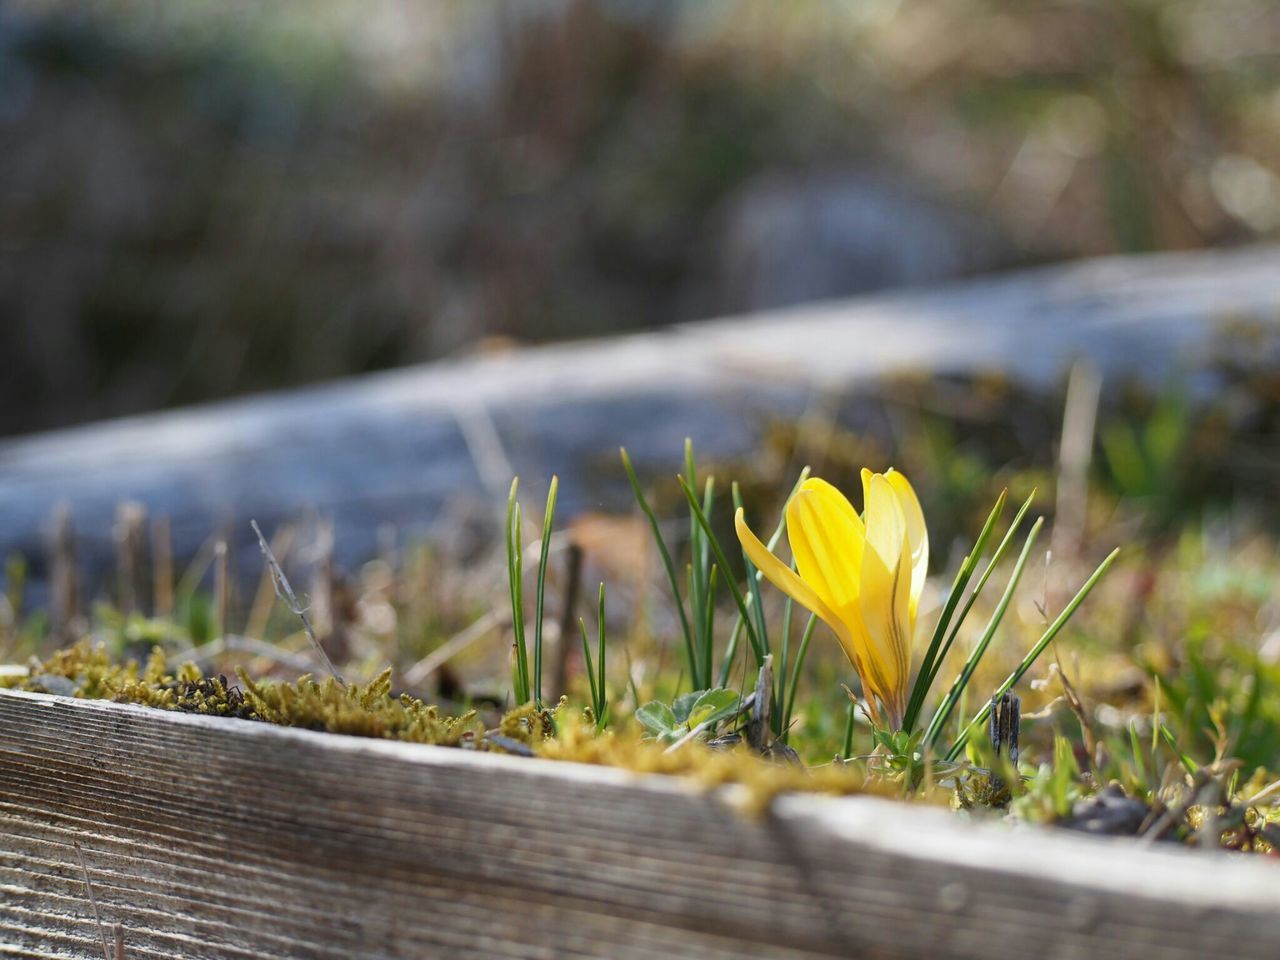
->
left=734, top=469, right=928, bottom=730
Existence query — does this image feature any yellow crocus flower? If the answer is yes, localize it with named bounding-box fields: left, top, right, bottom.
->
left=734, top=469, right=928, bottom=730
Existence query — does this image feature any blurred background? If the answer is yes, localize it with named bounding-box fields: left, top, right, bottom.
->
left=4, top=0, right=1280, bottom=437
left=5, top=0, right=1280, bottom=789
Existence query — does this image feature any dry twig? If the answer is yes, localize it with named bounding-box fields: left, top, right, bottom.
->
left=250, top=520, right=343, bottom=683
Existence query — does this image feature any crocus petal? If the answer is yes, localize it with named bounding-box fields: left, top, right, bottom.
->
left=858, top=473, right=914, bottom=723
left=737, top=469, right=930, bottom=734
left=885, top=469, right=928, bottom=620
left=785, top=478, right=865, bottom=612
left=734, top=508, right=851, bottom=652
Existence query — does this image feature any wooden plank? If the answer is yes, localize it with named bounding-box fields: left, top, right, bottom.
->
left=2, top=246, right=1279, bottom=605
left=1, top=688, right=1277, bottom=959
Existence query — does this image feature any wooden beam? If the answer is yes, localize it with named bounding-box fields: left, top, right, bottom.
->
left=2, top=247, right=1279, bottom=605
left=1, top=688, right=1277, bottom=959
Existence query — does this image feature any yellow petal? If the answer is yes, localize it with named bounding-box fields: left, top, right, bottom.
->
left=786, top=480, right=893, bottom=696
left=862, top=473, right=907, bottom=593
left=785, top=478, right=865, bottom=612
left=885, top=469, right=928, bottom=620
left=859, top=473, right=914, bottom=723
left=734, top=508, right=851, bottom=652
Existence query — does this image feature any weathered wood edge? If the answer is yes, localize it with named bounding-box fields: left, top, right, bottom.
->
left=2, top=688, right=1277, bottom=960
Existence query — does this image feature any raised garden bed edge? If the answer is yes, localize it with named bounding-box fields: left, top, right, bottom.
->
left=1, top=688, right=1277, bottom=960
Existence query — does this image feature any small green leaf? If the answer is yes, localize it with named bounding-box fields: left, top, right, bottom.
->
left=872, top=728, right=899, bottom=755
left=1051, top=735, right=1081, bottom=818
left=636, top=701, right=679, bottom=736
left=693, top=688, right=740, bottom=711
left=672, top=690, right=705, bottom=725
left=1159, top=723, right=1199, bottom=776
left=872, top=728, right=921, bottom=760
left=687, top=688, right=741, bottom=729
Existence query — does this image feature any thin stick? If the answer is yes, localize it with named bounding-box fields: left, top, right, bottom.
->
left=50, top=504, right=79, bottom=640
left=114, top=502, right=146, bottom=618
left=179, top=635, right=321, bottom=674
left=213, top=539, right=229, bottom=646
left=72, top=841, right=113, bottom=960
left=1245, top=776, right=1280, bottom=807
left=1053, top=359, right=1101, bottom=564
left=249, top=520, right=343, bottom=683
left=151, top=515, right=173, bottom=619
left=114, top=924, right=125, bottom=959
left=552, top=542, right=584, bottom=701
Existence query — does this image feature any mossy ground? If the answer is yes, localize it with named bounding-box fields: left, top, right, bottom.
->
left=4, top=364, right=1280, bottom=845
left=9, top=641, right=484, bottom=747
left=4, top=639, right=895, bottom=817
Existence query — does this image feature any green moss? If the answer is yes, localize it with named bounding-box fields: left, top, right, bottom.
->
left=1, top=641, right=896, bottom=815
left=498, top=700, right=558, bottom=745
left=236, top=666, right=480, bottom=746
left=538, top=710, right=906, bottom=817
left=5, top=641, right=484, bottom=747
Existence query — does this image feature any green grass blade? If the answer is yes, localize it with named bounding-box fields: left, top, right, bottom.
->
left=924, top=516, right=1044, bottom=750
left=945, top=546, right=1120, bottom=760
left=903, top=489, right=1008, bottom=732
left=1160, top=723, right=1199, bottom=777
left=781, top=613, right=818, bottom=741
left=620, top=447, right=696, bottom=685
left=726, top=468, right=809, bottom=707
left=596, top=582, right=608, bottom=728
left=623, top=646, right=642, bottom=715
left=533, top=476, right=559, bottom=708
left=733, top=482, right=772, bottom=666
left=579, top=617, right=599, bottom=717
left=505, top=479, right=530, bottom=704
left=684, top=442, right=717, bottom=690
left=677, top=475, right=764, bottom=668
left=766, top=466, right=810, bottom=554
left=1151, top=676, right=1161, bottom=758
left=778, top=593, right=794, bottom=727
left=715, top=618, right=745, bottom=689
left=697, top=478, right=717, bottom=686
left=926, top=490, right=1037, bottom=692
left=915, top=492, right=1039, bottom=731
left=702, top=563, right=719, bottom=684
left=1128, top=720, right=1148, bottom=791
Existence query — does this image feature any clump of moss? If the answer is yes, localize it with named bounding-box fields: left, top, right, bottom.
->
left=5, top=641, right=484, bottom=747
left=498, top=700, right=558, bottom=745
left=1, top=643, right=935, bottom=815
left=10, top=642, right=255, bottom=717
left=954, top=769, right=1013, bottom=811
left=237, top=667, right=481, bottom=746
left=539, top=709, right=912, bottom=817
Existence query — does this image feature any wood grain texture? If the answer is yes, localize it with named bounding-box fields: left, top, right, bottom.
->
left=1, top=688, right=1278, bottom=960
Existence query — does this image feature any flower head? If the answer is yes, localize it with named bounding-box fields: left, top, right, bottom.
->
left=734, top=469, right=928, bottom=729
